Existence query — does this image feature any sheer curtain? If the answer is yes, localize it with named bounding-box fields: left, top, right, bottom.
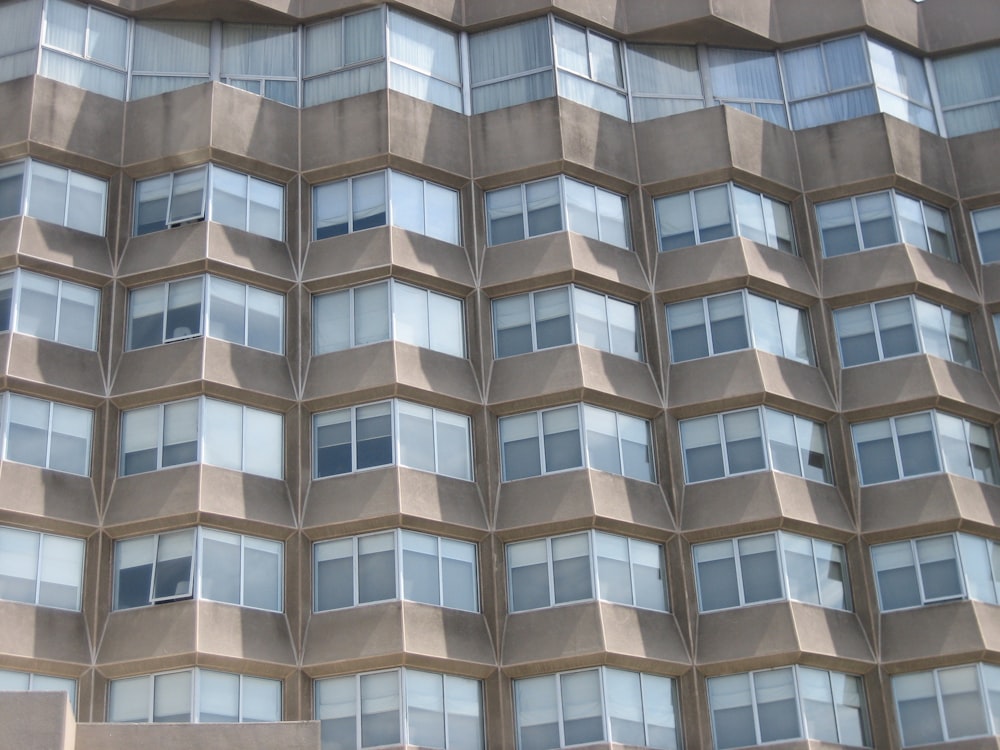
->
left=0, top=0, right=41, bottom=83
left=626, top=43, right=703, bottom=121
left=470, top=18, right=554, bottom=113
left=303, top=10, right=385, bottom=107
left=131, top=21, right=210, bottom=100
left=221, top=23, right=298, bottom=104
left=387, top=9, right=461, bottom=111
left=935, top=47, right=1000, bottom=135
left=708, top=47, right=787, bottom=126
left=783, top=37, right=875, bottom=128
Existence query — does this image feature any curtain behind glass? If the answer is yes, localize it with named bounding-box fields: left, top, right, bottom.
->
left=470, top=18, right=554, bottom=113
left=0, top=0, right=41, bottom=83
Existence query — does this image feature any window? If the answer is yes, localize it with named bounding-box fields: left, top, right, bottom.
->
left=314, top=399, right=472, bottom=481
left=625, top=43, right=703, bottom=122
left=114, top=527, right=282, bottom=611
left=514, top=667, right=681, bottom=750
left=0, top=670, right=76, bottom=710
left=312, top=169, right=460, bottom=245
left=133, top=164, right=284, bottom=240
left=0, top=159, right=107, bottom=236
left=2, top=393, right=92, bottom=475
left=852, top=410, right=999, bottom=486
left=552, top=19, right=627, bottom=119
left=469, top=17, right=554, bottom=114
left=0, top=526, right=84, bottom=610
left=493, top=285, right=641, bottom=360
left=221, top=24, right=298, bottom=106
left=313, top=280, right=463, bottom=358
left=386, top=9, right=462, bottom=112
left=0, top=0, right=42, bottom=85
left=693, top=531, right=850, bottom=612
left=680, top=407, right=831, bottom=484
left=834, top=296, right=976, bottom=368
left=782, top=35, right=935, bottom=132
left=0, top=269, right=99, bottom=350
left=109, top=668, right=280, bottom=723
left=934, top=46, right=1000, bottom=137
left=816, top=190, right=954, bottom=259
left=506, top=530, right=667, bottom=613
left=872, top=533, right=1000, bottom=611
left=893, top=663, right=1000, bottom=746
left=129, top=20, right=211, bottom=100
left=120, top=397, right=283, bottom=479
left=316, top=668, right=483, bottom=750
left=707, top=48, right=787, bottom=127
left=654, top=183, right=794, bottom=253
left=486, top=175, right=629, bottom=249
left=973, top=206, right=1000, bottom=264
left=126, top=275, right=283, bottom=354
left=499, top=404, right=653, bottom=482
left=709, top=666, right=869, bottom=749
left=314, top=529, right=477, bottom=613
left=40, top=0, right=128, bottom=99
left=666, top=290, right=812, bottom=364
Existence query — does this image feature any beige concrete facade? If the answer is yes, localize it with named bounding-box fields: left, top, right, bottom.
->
left=0, top=0, right=999, bottom=748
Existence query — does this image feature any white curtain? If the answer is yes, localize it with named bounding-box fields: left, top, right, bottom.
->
left=0, top=0, right=41, bottom=83
left=470, top=18, right=554, bottom=113
left=130, top=21, right=210, bottom=99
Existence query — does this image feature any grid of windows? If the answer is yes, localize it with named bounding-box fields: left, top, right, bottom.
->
left=694, top=531, right=850, bottom=612
left=315, top=669, right=483, bottom=750
left=506, top=530, right=667, bottom=612
left=834, top=296, right=977, bottom=368
left=0, top=526, right=84, bottom=610
left=0, top=269, right=100, bottom=350
left=709, top=666, right=869, bottom=749
left=666, top=290, right=812, bottom=364
left=499, top=404, right=653, bottom=482
left=514, top=667, right=681, bottom=750
left=0, top=158, right=107, bottom=236
left=109, top=669, right=281, bottom=723
left=114, top=527, right=282, bottom=611
left=120, top=397, right=283, bottom=479
left=893, top=663, right=1000, bottom=746
left=492, top=285, right=641, bottom=360
left=680, top=406, right=832, bottom=484
left=852, top=410, right=999, bottom=486
left=314, top=399, right=472, bottom=481
left=314, top=529, right=477, bottom=613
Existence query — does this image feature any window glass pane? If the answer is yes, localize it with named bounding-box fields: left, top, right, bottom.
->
left=392, top=282, right=429, bottom=350
left=210, top=168, right=248, bottom=230
left=314, top=180, right=349, bottom=239
left=168, top=167, right=207, bottom=224
left=445, top=675, right=483, bottom=749
left=243, top=537, right=281, bottom=611
left=733, top=186, right=767, bottom=245
left=427, top=292, right=463, bottom=358
left=48, top=402, right=90, bottom=475
left=605, top=669, right=644, bottom=746
left=694, top=185, right=733, bottom=242
left=115, top=536, right=155, bottom=610
left=405, top=670, right=445, bottom=748
left=552, top=533, right=592, bottom=604
left=814, top=539, right=849, bottom=610
left=915, top=535, right=963, bottom=601
left=695, top=541, right=739, bottom=611
left=508, top=539, right=550, bottom=611
left=738, top=534, right=782, bottom=603
left=667, top=299, right=709, bottom=361
left=584, top=405, right=621, bottom=475
left=358, top=532, right=396, bottom=604
left=153, top=530, right=194, bottom=601
left=6, top=394, right=49, bottom=468
left=0, top=274, right=13, bottom=332
left=836, top=305, right=879, bottom=366
left=630, top=538, right=667, bottom=611
left=597, top=189, right=628, bottom=248
left=37, top=533, right=83, bottom=609
left=958, top=534, right=998, bottom=605
left=128, top=284, right=166, bottom=350
left=765, top=409, right=801, bottom=476
left=501, top=413, right=541, bottom=481
left=564, top=178, right=598, bottom=239
left=440, top=538, right=477, bottom=612
left=242, top=676, right=280, bottom=722
left=781, top=533, right=820, bottom=605
left=894, top=672, right=944, bottom=746
left=396, top=401, right=435, bottom=473
left=162, top=400, right=199, bottom=467
left=435, top=409, right=472, bottom=481
left=656, top=193, right=695, bottom=251
left=315, top=538, right=354, bottom=611
left=314, top=291, right=350, bottom=354
left=200, top=529, right=241, bottom=605
left=895, top=193, right=928, bottom=250
left=424, top=182, right=459, bottom=245
left=542, top=406, right=582, bottom=472
left=620, top=413, right=652, bottom=481
left=65, top=171, right=105, bottom=235
left=246, top=286, right=282, bottom=353
left=243, top=408, right=282, bottom=480
left=0, top=163, right=24, bottom=220
left=388, top=171, right=424, bottom=235
left=165, top=277, right=203, bottom=341
left=681, top=415, right=724, bottom=482
left=56, top=280, right=99, bottom=349
left=130, top=21, right=211, bottom=99
left=561, top=670, right=604, bottom=746
left=534, top=287, right=572, bottom=350
left=353, top=282, right=390, bottom=346
left=723, top=410, right=765, bottom=474
left=854, top=420, right=900, bottom=484
left=594, top=532, right=631, bottom=605
left=26, top=161, right=68, bottom=226
left=526, top=178, right=562, bottom=237
left=516, top=676, right=559, bottom=750
left=754, top=669, right=800, bottom=742
left=831, top=672, right=867, bottom=747
left=486, top=186, right=524, bottom=245
left=857, top=192, right=897, bottom=248
left=974, top=206, right=1000, bottom=263
left=872, top=542, right=922, bottom=610
left=940, top=666, right=988, bottom=739
left=799, top=667, right=838, bottom=743
left=248, top=178, right=283, bottom=239
left=317, top=675, right=357, bottom=750
left=360, top=672, right=400, bottom=747
left=198, top=670, right=239, bottom=722
left=494, top=294, right=532, bottom=358
left=710, top=674, right=756, bottom=750
left=874, top=298, right=918, bottom=359
left=0, top=527, right=38, bottom=604
left=109, top=675, right=150, bottom=722
left=895, top=412, right=939, bottom=477
left=607, top=297, right=639, bottom=359
left=352, top=172, right=386, bottom=231
left=818, top=199, right=860, bottom=256
left=469, top=18, right=554, bottom=113
left=121, top=406, right=159, bottom=475
left=208, top=276, right=246, bottom=346
left=17, top=271, right=57, bottom=341
left=707, top=292, right=748, bottom=354
left=153, top=671, right=191, bottom=722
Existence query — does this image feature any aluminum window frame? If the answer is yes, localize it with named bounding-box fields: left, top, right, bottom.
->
left=0, top=157, right=108, bottom=236
left=0, top=525, right=85, bottom=611
left=1, top=392, right=93, bottom=476
left=892, top=663, right=1000, bottom=747
left=0, top=268, right=100, bottom=351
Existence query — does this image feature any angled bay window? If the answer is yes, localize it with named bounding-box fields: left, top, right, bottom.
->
left=709, top=666, right=869, bottom=749
left=314, top=280, right=463, bottom=357
left=666, top=290, right=812, bottom=364
left=133, top=164, right=284, bottom=240
left=680, top=407, right=831, bottom=484
left=129, top=20, right=210, bottom=99
left=707, top=47, right=787, bottom=127
left=0, top=526, right=84, bottom=610
left=834, top=296, right=976, bottom=368
left=0, top=159, right=107, bottom=236
left=2, top=393, right=92, bottom=475
left=221, top=24, right=298, bottom=105
left=514, top=667, right=681, bottom=750
left=506, top=530, right=667, bottom=613
left=492, top=285, right=641, bottom=360
left=120, top=397, right=283, bottom=479
left=852, top=410, right=999, bottom=486
left=552, top=19, right=627, bottom=119
left=655, top=183, right=794, bottom=253
left=40, top=0, right=128, bottom=99
left=0, top=0, right=42, bottom=84
left=314, top=399, right=472, bottom=481
left=486, top=175, right=628, bottom=249
left=0, top=269, right=100, bottom=350
left=312, top=169, right=459, bottom=245
left=694, top=531, right=850, bottom=612
left=109, top=668, right=280, bottom=723
left=126, top=275, right=283, bottom=354
left=973, top=205, right=1000, bottom=264
left=816, top=190, right=954, bottom=259
left=782, top=35, right=935, bottom=132
left=500, top=404, right=653, bottom=482
left=625, top=44, right=704, bottom=122
left=469, top=17, right=554, bottom=114
left=314, top=529, right=477, bottom=613
left=316, top=668, right=483, bottom=750
left=934, top=46, right=1000, bottom=136
left=893, top=664, right=1000, bottom=746
left=873, top=533, right=1000, bottom=611
left=0, top=670, right=76, bottom=709
left=114, top=527, right=282, bottom=611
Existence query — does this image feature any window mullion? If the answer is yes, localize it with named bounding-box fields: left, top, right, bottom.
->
left=350, top=406, right=358, bottom=473
left=790, top=667, right=806, bottom=742
left=394, top=529, right=404, bottom=602
left=554, top=672, right=567, bottom=747
left=850, top=197, right=864, bottom=251
left=43, top=398, right=53, bottom=469
left=566, top=285, right=578, bottom=347
left=587, top=530, right=599, bottom=605
left=431, top=409, right=440, bottom=474
left=397, top=668, right=406, bottom=745
left=352, top=537, right=361, bottom=607
left=931, top=670, right=950, bottom=741
left=346, top=176, right=354, bottom=233
left=702, top=297, right=714, bottom=356
left=578, top=404, right=588, bottom=471
left=391, top=399, right=399, bottom=469
left=775, top=532, right=790, bottom=601
left=912, top=539, right=930, bottom=605
left=33, top=533, right=44, bottom=605
left=717, top=413, right=730, bottom=476
left=732, top=538, right=748, bottom=606
left=750, top=672, right=764, bottom=744
left=546, top=538, right=556, bottom=607
left=238, top=532, right=247, bottom=607
left=689, top=191, right=700, bottom=245
left=196, top=396, right=205, bottom=465
left=194, top=527, right=203, bottom=600
left=537, top=411, right=547, bottom=474
left=528, top=291, right=539, bottom=352
left=520, top=184, right=529, bottom=241
left=889, top=417, right=905, bottom=479
left=147, top=534, right=160, bottom=607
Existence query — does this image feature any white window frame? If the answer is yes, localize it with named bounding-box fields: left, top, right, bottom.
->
left=498, top=403, right=654, bottom=483
left=693, top=530, right=851, bottom=613
left=1, top=392, right=93, bottom=476
left=506, top=530, right=668, bottom=613
left=492, top=284, right=642, bottom=361
left=313, top=529, right=478, bottom=613
left=313, top=399, right=473, bottom=481
left=893, top=663, right=1000, bottom=747
left=0, top=268, right=100, bottom=350
left=0, top=525, right=85, bottom=610
left=119, top=396, right=284, bottom=479
left=0, top=158, right=108, bottom=236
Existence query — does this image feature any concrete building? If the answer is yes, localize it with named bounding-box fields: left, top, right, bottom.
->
left=1, top=0, right=1000, bottom=748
